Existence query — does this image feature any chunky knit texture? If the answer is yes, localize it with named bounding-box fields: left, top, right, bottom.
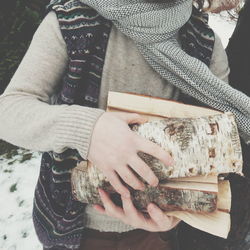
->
left=80, top=0, right=250, bottom=144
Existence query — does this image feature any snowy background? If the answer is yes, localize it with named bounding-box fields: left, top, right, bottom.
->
left=0, top=13, right=237, bottom=250
left=209, top=12, right=236, bottom=47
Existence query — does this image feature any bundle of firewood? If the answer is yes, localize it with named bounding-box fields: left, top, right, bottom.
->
left=71, top=92, right=243, bottom=238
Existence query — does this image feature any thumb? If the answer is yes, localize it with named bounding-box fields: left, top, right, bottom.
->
left=116, top=112, right=148, bottom=124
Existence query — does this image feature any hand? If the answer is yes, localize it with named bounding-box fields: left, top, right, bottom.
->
left=88, top=112, right=173, bottom=198
left=206, top=0, right=240, bottom=13
left=94, top=189, right=181, bottom=232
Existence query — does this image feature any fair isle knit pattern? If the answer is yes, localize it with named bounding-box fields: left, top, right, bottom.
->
left=32, top=1, right=111, bottom=249
left=47, top=0, right=112, bottom=107
left=81, top=0, right=250, bottom=144
left=33, top=1, right=217, bottom=249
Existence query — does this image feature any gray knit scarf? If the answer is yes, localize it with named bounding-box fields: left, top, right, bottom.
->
left=80, top=0, right=250, bottom=143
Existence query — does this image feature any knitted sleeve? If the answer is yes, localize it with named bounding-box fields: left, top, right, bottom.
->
left=209, top=32, right=230, bottom=83
left=0, top=12, right=104, bottom=160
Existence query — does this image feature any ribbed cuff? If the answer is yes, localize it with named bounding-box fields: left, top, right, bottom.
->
left=84, top=205, right=135, bottom=233
left=54, top=105, right=105, bottom=159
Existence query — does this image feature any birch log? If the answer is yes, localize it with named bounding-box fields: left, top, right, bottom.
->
left=132, top=112, right=242, bottom=179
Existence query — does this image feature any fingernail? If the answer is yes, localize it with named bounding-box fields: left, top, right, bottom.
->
left=152, top=179, right=159, bottom=187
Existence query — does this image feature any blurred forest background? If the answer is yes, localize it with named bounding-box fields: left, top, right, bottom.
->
left=0, top=0, right=49, bottom=95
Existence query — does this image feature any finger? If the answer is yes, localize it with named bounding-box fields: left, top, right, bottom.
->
left=136, top=135, right=174, bottom=167
left=106, top=171, right=130, bottom=198
left=147, top=203, right=170, bottom=227
left=116, top=112, right=148, bottom=124
left=93, top=204, right=105, bottom=214
left=121, top=196, right=138, bottom=216
left=171, top=217, right=181, bottom=228
left=121, top=196, right=156, bottom=226
left=121, top=196, right=147, bottom=228
left=116, top=165, right=145, bottom=191
left=147, top=203, right=180, bottom=231
left=121, top=197, right=169, bottom=232
left=128, top=156, right=158, bottom=187
left=98, top=189, right=124, bottom=219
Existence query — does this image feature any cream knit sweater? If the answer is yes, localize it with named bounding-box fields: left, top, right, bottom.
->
left=0, top=12, right=229, bottom=232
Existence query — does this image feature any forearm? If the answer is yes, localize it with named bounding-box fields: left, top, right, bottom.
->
left=0, top=93, right=104, bottom=158
left=0, top=11, right=104, bottom=159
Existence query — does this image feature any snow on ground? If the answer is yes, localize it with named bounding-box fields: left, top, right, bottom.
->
left=0, top=150, right=42, bottom=250
left=0, top=13, right=237, bottom=250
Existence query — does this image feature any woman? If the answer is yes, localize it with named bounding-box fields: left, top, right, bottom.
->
left=0, top=0, right=248, bottom=249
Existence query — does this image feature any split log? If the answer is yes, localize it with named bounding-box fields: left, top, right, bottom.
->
left=107, top=91, right=222, bottom=118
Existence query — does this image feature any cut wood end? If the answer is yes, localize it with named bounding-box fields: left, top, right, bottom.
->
left=166, top=210, right=230, bottom=238
left=217, top=180, right=231, bottom=212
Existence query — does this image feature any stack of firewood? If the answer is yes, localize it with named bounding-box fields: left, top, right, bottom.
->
left=71, top=92, right=243, bottom=238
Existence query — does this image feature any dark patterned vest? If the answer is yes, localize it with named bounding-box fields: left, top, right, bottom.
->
left=32, top=1, right=112, bottom=249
